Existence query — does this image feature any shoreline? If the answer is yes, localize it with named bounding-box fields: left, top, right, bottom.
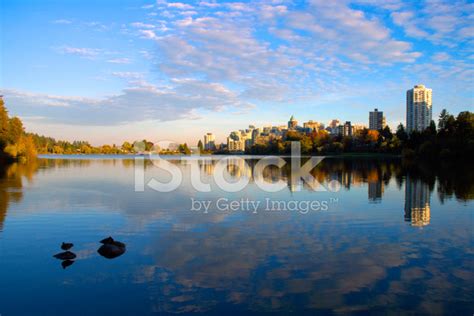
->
left=36, top=153, right=402, bottom=159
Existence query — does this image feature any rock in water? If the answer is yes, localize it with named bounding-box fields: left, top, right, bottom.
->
left=61, top=242, right=74, bottom=250
left=97, top=238, right=126, bottom=259
left=100, top=236, right=115, bottom=244
left=53, top=251, right=77, bottom=260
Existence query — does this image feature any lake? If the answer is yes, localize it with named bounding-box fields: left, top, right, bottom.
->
left=0, top=155, right=472, bottom=315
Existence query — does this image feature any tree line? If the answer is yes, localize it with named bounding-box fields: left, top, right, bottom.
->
left=0, top=97, right=37, bottom=162
left=245, top=110, right=473, bottom=162
left=29, top=135, right=193, bottom=155
left=1, top=97, right=194, bottom=157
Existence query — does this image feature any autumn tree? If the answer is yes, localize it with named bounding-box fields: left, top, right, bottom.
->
left=121, top=141, right=133, bottom=153
left=366, top=130, right=380, bottom=143
left=178, top=143, right=191, bottom=155
left=0, top=97, right=9, bottom=150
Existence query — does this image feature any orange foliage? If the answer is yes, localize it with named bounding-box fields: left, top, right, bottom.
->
left=367, top=130, right=380, bottom=143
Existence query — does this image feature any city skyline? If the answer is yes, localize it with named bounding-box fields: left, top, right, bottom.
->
left=1, top=0, right=473, bottom=145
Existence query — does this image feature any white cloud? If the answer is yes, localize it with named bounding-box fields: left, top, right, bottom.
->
left=391, top=11, right=429, bottom=38
left=0, top=80, right=253, bottom=125
left=432, top=52, right=450, bottom=62
left=167, top=2, right=194, bottom=10
left=52, top=19, right=72, bottom=24
left=284, top=0, right=422, bottom=64
left=352, top=0, right=405, bottom=10
left=127, top=0, right=426, bottom=109
left=387, top=0, right=474, bottom=47
left=55, top=46, right=101, bottom=59
left=130, top=22, right=155, bottom=29
left=111, top=72, right=144, bottom=79
left=139, top=29, right=158, bottom=39
left=107, top=58, right=132, bottom=64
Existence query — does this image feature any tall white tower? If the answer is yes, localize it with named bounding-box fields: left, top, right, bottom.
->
left=406, top=84, right=432, bottom=133
left=203, top=133, right=215, bottom=150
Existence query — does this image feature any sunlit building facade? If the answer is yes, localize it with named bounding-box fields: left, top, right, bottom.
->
left=203, top=133, right=216, bottom=151
left=338, top=121, right=352, bottom=137
left=288, top=115, right=298, bottom=130
left=227, top=131, right=248, bottom=152
left=406, top=84, right=432, bottom=133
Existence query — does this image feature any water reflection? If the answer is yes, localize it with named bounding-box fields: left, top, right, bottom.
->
left=0, top=160, right=39, bottom=230
left=61, top=259, right=75, bottom=269
left=0, top=156, right=472, bottom=314
left=404, top=175, right=431, bottom=227
left=0, top=157, right=473, bottom=230
left=368, top=181, right=384, bottom=202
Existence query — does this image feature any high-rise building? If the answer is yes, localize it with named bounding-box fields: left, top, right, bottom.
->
left=338, top=121, right=352, bottom=137
left=406, top=84, right=432, bottom=133
left=329, top=119, right=339, bottom=129
left=288, top=115, right=298, bottom=129
left=203, top=133, right=215, bottom=151
left=251, top=128, right=260, bottom=144
left=369, top=108, right=385, bottom=130
left=227, top=131, right=247, bottom=152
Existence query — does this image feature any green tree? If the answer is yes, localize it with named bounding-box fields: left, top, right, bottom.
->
left=300, top=135, right=313, bottom=154
left=438, top=109, right=450, bottom=130
left=197, top=140, right=204, bottom=152
left=380, top=125, right=392, bottom=140
left=144, top=140, right=154, bottom=152
left=428, top=120, right=437, bottom=135
left=178, top=143, right=191, bottom=155
left=455, top=111, right=474, bottom=138
left=396, top=123, right=408, bottom=142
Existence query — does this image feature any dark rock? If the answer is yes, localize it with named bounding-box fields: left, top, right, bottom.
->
left=97, top=242, right=126, bottom=259
left=100, top=236, right=115, bottom=244
left=53, top=251, right=77, bottom=260
left=61, top=242, right=74, bottom=250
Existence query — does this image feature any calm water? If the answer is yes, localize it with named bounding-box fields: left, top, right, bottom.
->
left=0, top=156, right=472, bottom=315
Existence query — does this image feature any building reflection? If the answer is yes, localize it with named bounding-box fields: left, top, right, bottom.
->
left=225, top=158, right=252, bottom=179
left=404, top=175, right=431, bottom=227
left=194, top=157, right=392, bottom=196
left=0, top=157, right=447, bottom=232
left=201, top=159, right=215, bottom=176
left=368, top=181, right=384, bottom=202
left=367, top=168, right=384, bottom=202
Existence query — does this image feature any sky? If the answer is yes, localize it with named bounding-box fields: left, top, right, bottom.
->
left=0, top=0, right=473, bottom=145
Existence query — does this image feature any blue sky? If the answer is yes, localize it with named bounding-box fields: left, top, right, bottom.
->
left=1, top=0, right=473, bottom=145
